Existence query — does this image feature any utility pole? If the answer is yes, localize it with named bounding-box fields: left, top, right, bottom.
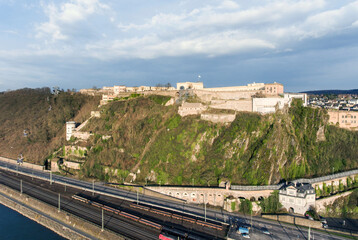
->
left=204, top=194, right=207, bottom=222
left=20, top=180, right=22, bottom=195
left=137, top=190, right=139, bottom=205
left=101, top=208, right=104, bottom=231
left=50, top=171, right=52, bottom=185
left=93, top=180, right=95, bottom=195
left=250, top=209, right=253, bottom=231
left=308, top=226, right=311, bottom=240
left=64, top=182, right=67, bottom=192
left=58, top=193, right=61, bottom=212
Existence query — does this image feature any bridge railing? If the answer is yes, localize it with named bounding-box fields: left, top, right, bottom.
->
left=230, top=184, right=284, bottom=191
left=230, top=169, right=358, bottom=191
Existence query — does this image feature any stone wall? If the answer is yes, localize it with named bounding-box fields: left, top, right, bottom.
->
left=210, top=100, right=253, bottom=112
left=63, top=160, right=81, bottom=170
left=72, top=131, right=92, bottom=141
left=194, top=90, right=256, bottom=102
left=315, top=191, right=353, bottom=212
left=178, top=102, right=207, bottom=116
left=145, top=186, right=272, bottom=207
left=200, top=113, right=236, bottom=123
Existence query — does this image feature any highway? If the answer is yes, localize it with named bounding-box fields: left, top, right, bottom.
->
left=0, top=159, right=354, bottom=240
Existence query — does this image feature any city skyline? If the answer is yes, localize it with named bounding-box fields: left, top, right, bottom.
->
left=1, top=0, right=358, bottom=92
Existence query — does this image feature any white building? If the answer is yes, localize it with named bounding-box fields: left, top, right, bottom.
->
left=279, top=182, right=316, bottom=215
left=66, top=121, right=76, bottom=141
left=252, top=93, right=308, bottom=114
left=177, top=82, right=204, bottom=90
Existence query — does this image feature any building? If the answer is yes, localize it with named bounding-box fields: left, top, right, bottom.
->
left=204, top=82, right=265, bottom=92
left=279, top=182, right=316, bottom=214
left=264, top=83, right=284, bottom=95
left=328, top=110, right=358, bottom=130
left=177, top=82, right=204, bottom=90
left=66, top=121, right=76, bottom=141
left=113, top=85, right=126, bottom=94
left=252, top=93, right=307, bottom=114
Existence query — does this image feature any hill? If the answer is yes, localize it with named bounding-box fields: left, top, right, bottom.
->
left=302, top=89, right=358, bottom=95
left=1, top=90, right=357, bottom=185
left=0, top=88, right=99, bottom=164
left=81, top=95, right=358, bottom=186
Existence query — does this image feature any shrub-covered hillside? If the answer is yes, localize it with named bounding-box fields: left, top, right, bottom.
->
left=82, top=96, right=358, bottom=185
left=0, top=88, right=99, bottom=164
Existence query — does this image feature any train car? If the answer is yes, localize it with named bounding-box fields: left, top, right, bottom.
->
left=158, top=233, right=177, bottom=240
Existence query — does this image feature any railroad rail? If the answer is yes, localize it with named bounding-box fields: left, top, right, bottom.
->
left=130, top=203, right=224, bottom=231
left=72, top=195, right=162, bottom=230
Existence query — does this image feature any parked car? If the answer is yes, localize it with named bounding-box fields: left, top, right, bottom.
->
left=322, top=223, right=329, bottom=229
left=262, top=228, right=271, bottom=235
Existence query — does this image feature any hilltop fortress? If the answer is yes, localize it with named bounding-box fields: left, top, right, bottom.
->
left=79, top=82, right=307, bottom=123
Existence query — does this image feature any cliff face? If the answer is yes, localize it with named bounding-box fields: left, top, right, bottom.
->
left=82, top=96, right=358, bottom=185
left=0, top=88, right=99, bottom=164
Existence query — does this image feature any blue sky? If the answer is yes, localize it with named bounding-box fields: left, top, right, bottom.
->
left=0, top=0, right=358, bottom=92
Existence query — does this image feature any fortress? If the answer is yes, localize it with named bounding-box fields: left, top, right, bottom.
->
left=80, top=81, right=307, bottom=120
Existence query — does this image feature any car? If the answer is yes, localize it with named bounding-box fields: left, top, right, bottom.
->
left=322, top=223, right=329, bottom=229
left=262, top=229, right=271, bottom=235
left=242, top=233, right=250, bottom=239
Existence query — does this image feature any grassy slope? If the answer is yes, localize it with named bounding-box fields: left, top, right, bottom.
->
left=83, top=96, right=358, bottom=185
left=0, top=88, right=99, bottom=164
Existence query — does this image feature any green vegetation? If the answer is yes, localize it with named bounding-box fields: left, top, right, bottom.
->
left=322, top=189, right=358, bottom=218
left=81, top=96, right=358, bottom=185
left=239, top=199, right=252, bottom=214
left=259, top=191, right=283, bottom=213
left=0, top=88, right=99, bottom=164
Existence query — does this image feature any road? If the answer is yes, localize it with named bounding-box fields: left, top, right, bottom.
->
left=0, top=159, right=354, bottom=240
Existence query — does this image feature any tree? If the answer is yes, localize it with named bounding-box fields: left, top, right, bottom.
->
left=239, top=199, right=252, bottom=214
left=259, top=191, right=282, bottom=213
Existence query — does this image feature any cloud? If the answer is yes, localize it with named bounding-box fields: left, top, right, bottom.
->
left=36, top=0, right=110, bottom=41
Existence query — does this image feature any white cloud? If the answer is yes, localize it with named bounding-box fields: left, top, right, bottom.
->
left=36, top=0, right=109, bottom=41
left=33, top=0, right=358, bottom=60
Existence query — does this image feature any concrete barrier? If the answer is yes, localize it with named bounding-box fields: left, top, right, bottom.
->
left=0, top=156, right=44, bottom=171
left=262, top=214, right=322, bottom=228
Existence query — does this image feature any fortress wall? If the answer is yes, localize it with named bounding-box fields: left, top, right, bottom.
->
left=210, top=100, right=253, bottom=112
left=201, top=113, right=236, bottom=123
left=194, top=90, right=257, bottom=101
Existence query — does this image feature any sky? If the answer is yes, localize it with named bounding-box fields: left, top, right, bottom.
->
left=0, top=0, right=358, bottom=92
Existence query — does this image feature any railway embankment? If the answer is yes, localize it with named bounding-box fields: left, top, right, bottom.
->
left=0, top=183, right=124, bottom=240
